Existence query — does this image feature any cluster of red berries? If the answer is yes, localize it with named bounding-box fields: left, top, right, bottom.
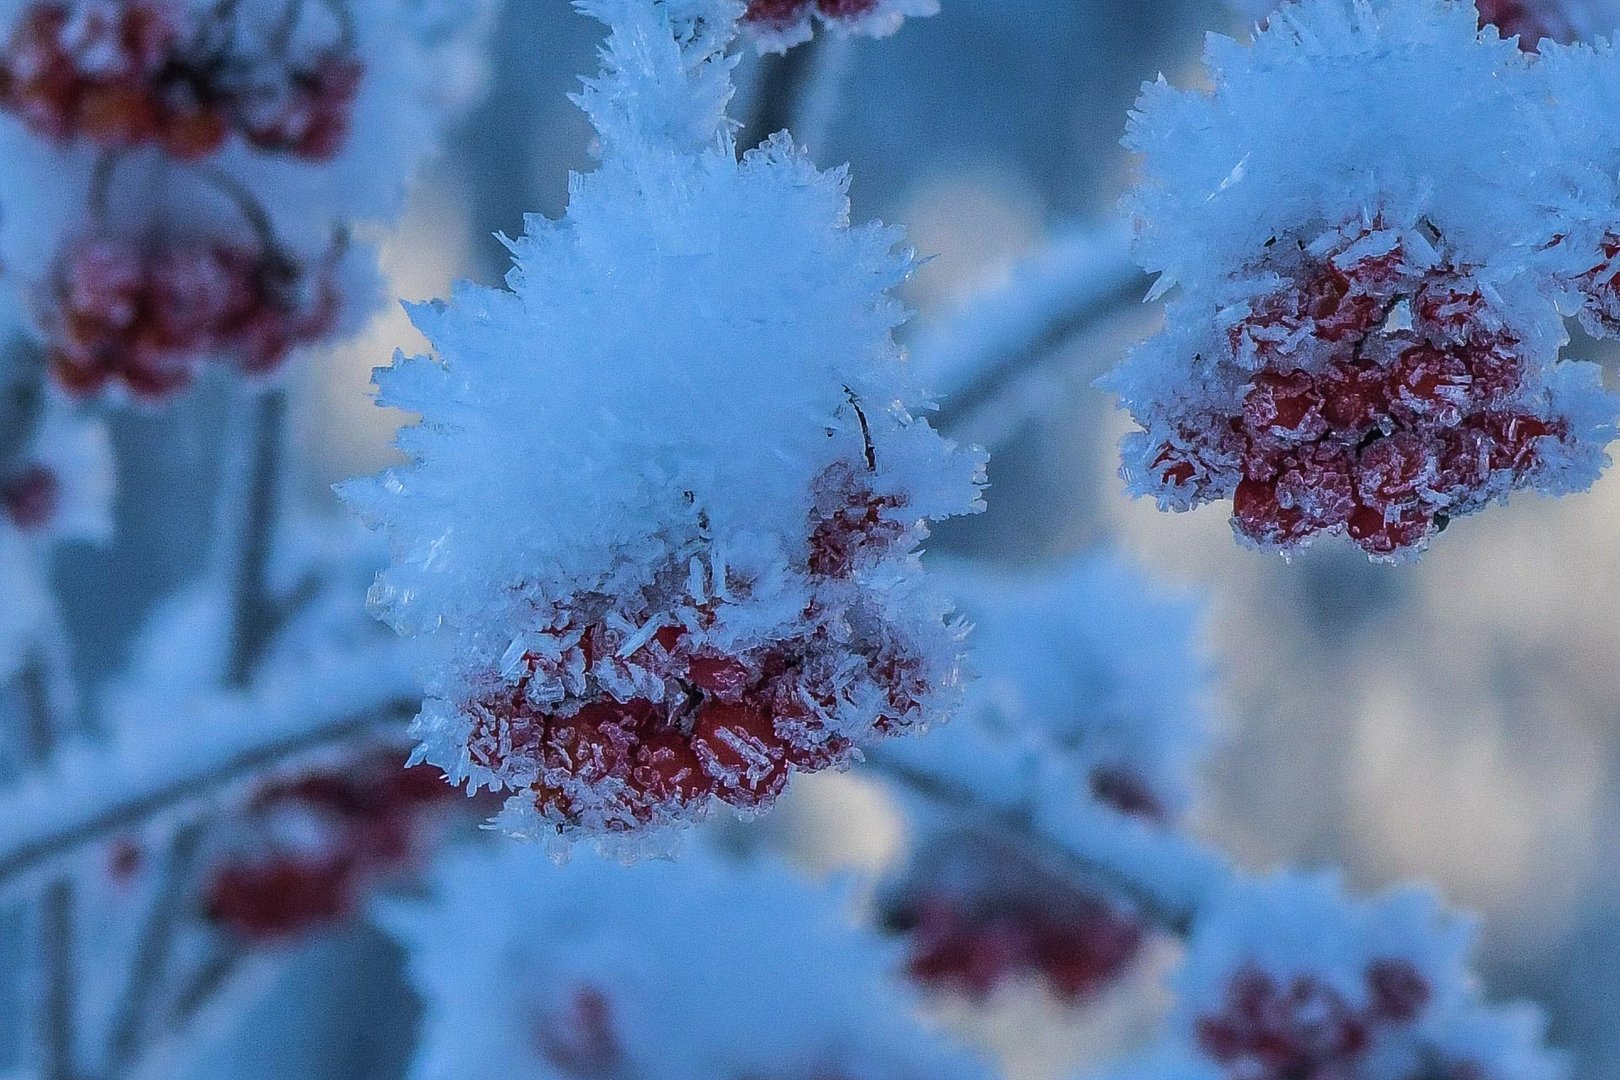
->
left=892, top=890, right=1145, bottom=1003
left=45, top=234, right=341, bottom=398
left=1145, top=224, right=1569, bottom=559
left=461, top=461, right=923, bottom=836
left=1475, top=0, right=1578, bottom=49
left=743, top=0, right=880, bottom=29
left=203, top=751, right=453, bottom=941
left=0, top=463, right=60, bottom=531
left=884, top=766, right=1163, bottom=1004
left=0, top=1, right=363, bottom=160
left=1195, top=960, right=1485, bottom=1080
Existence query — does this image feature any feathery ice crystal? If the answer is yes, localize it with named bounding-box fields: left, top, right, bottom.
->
left=1230, top=0, right=1617, bottom=48
left=741, top=0, right=937, bottom=53
left=881, top=555, right=1209, bottom=1002
left=385, top=841, right=992, bottom=1080
left=1111, top=873, right=1566, bottom=1080
left=344, top=0, right=984, bottom=853
left=1114, top=0, right=1618, bottom=561
left=0, top=0, right=499, bottom=399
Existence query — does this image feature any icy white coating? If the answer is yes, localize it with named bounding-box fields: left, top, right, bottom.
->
left=1107, top=0, right=1620, bottom=560
left=344, top=0, right=983, bottom=851
left=0, top=0, right=500, bottom=335
left=1229, top=0, right=1620, bottom=38
left=1099, top=872, right=1568, bottom=1080
left=885, top=552, right=1212, bottom=821
left=741, top=0, right=939, bottom=54
left=384, top=840, right=994, bottom=1080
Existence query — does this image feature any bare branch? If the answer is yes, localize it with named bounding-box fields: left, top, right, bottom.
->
left=101, top=821, right=208, bottom=1078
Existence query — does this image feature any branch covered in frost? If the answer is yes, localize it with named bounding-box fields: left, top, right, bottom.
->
left=0, top=641, right=419, bottom=888
left=910, top=221, right=1144, bottom=423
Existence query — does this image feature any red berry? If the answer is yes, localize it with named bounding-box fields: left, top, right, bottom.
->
left=1, top=465, right=60, bottom=531
left=692, top=701, right=790, bottom=809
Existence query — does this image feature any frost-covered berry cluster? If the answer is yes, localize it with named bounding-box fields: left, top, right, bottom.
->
left=346, top=0, right=983, bottom=853
left=0, top=0, right=498, bottom=400
left=741, top=0, right=936, bottom=52
left=1113, top=874, right=1567, bottom=1080
left=0, top=0, right=364, bottom=159
left=1114, top=0, right=1619, bottom=561
left=385, top=841, right=993, bottom=1080
left=203, top=750, right=454, bottom=941
left=879, top=556, right=1208, bottom=1002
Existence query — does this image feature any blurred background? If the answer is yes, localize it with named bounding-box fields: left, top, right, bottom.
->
left=63, top=0, right=1620, bottom=1076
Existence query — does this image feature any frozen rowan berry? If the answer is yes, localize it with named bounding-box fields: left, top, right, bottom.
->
left=1195, top=968, right=1371, bottom=1076
left=743, top=0, right=813, bottom=27
left=535, top=986, right=624, bottom=1077
left=885, top=839, right=1150, bottom=1005
left=692, top=701, right=791, bottom=809
left=1, top=464, right=60, bottom=530
left=1475, top=0, right=1578, bottom=49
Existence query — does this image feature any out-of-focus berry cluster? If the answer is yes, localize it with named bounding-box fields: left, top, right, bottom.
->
left=882, top=840, right=1148, bottom=1004
left=1194, top=960, right=1452, bottom=1079
left=45, top=232, right=341, bottom=398
left=203, top=751, right=453, bottom=940
left=0, top=0, right=362, bottom=160
left=1141, top=222, right=1575, bottom=560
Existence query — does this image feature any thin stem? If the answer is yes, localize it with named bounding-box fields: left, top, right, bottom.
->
left=908, top=222, right=1146, bottom=439
left=38, top=877, right=77, bottom=1080
left=224, top=389, right=287, bottom=688
left=742, top=34, right=826, bottom=147
left=864, top=751, right=1230, bottom=937
left=101, top=822, right=208, bottom=1078
left=16, top=654, right=56, bottom=766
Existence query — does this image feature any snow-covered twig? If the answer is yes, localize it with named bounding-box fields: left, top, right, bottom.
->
left=0, top=643, right=420, bottom=890
left=865, top=749, right=1231, bottom=936
left=911, top=221, right=1144, bottom=430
